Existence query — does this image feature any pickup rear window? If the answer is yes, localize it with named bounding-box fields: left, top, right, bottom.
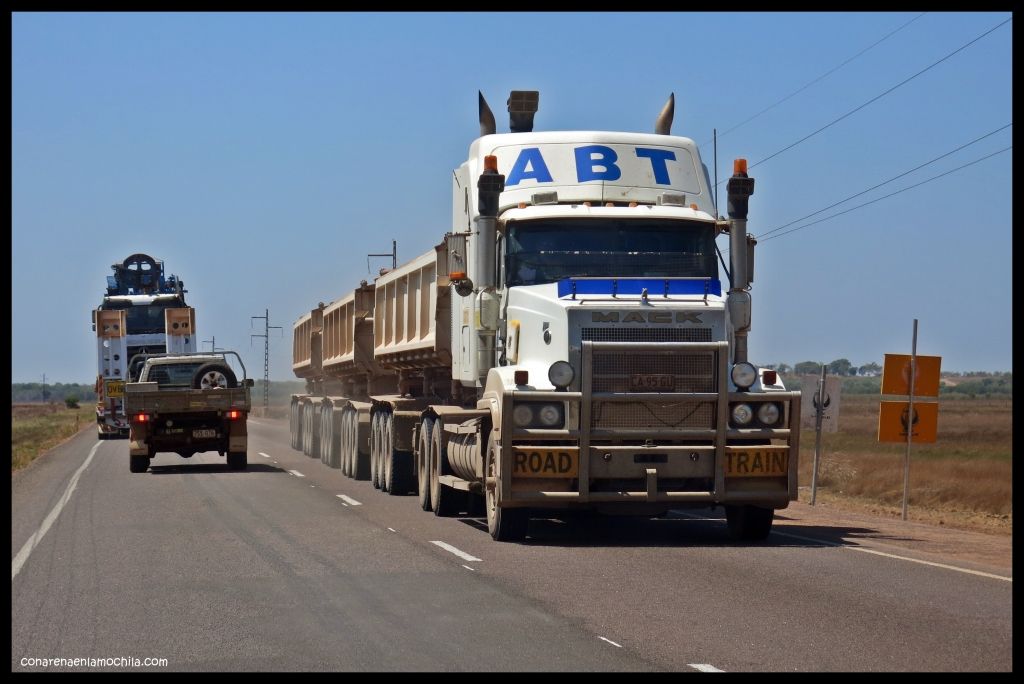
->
left=146, top=363, right=204, bottom=388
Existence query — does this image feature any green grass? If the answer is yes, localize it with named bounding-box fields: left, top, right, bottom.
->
left=11, top=403, right=95, bottom=471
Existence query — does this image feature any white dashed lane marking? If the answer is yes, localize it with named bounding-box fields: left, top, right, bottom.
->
left=336, top=494, right=362, bottom=506
left=288, top=470, right=305, bottom=478
left=598, top=637, right=622, bottom=648
left=259, top=452, right=270, bottom=458
left=688, top=664, right=725, bottom=672
left=430, top=541, right=482, bottom=562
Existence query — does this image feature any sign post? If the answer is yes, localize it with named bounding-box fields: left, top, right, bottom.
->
left=801, top=368, right=841, bottom=505
left=878, top=320, right=941, bottom=521
left=811, top=366, right=825, bottom=505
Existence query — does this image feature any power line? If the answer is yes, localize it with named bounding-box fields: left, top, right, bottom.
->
left=714, top=15, right=1012, bottom=187
left=702, top=12, right=927, bottom=147
left=755, top=123, right=1012, bottom=241
left=758, top=146, right=1011, bottom=244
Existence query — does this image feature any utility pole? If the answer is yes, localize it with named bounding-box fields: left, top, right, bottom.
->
left=202, top=336, right=223, bottom=352
left=41, top=373, right=49, bottom=403
left=250, top=309, right=282, bottom=411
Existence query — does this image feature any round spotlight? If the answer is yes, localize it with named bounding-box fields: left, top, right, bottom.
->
left=548, top=361, right=575, bottom=389
left=757, top=402, right=781, bottom=426
left=731, top=362, right=757, bottom=390
left=731, top=403, right=754, bottom=426
left=512, top=404, right=534, bottom=427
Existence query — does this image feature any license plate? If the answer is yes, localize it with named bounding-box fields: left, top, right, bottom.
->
left=512, top=448, right=579, bottom=478
left=629, top=374, right=675, bottom=391
left=193, top=429, right=217, bottom=439
left=106, top=380, right=125, bottom=398
left=725, top=447, right=788, bottom=477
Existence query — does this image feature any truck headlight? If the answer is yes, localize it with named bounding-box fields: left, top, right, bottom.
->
left=548, top=360, right=575, bottom=389
left=512, top=402, right=565, bottom=429
left=731, top=362, right=757, bottom=390
left=757, top=402, right=781, bottom=427
left=731, top=403, right=754, bottom=426
left=513, top=404, right=535, bottom=427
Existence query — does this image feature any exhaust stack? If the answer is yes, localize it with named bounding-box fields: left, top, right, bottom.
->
left=727, top=159, right=755, bottom=365
left=479, top=91, right=496, bottom=136
left=507, top=90, right=539, bottom=133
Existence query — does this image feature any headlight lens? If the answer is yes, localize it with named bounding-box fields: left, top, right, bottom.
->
left=757, top=402, right=781, bottom=426
left=512, top=404, right=535, bottom=427
left=548, top=360, right=575, bottom=388
left=538, top=404, right=562, bottom=427
left=731, top=362, right=758, bottom=389
left=731, top=403, right=754, bottom=426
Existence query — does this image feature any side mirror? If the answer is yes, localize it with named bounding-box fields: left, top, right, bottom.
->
left=245, top=378, right=255, bottom=388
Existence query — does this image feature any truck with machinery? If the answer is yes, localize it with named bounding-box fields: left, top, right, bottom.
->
left=123, top=351, right=253, bottom=473
left=92, top=253, right=197, bottom=438
left=289, top=90, right=801, bottom=541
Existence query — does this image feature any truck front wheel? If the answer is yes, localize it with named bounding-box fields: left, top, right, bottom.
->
left=227, top=452, right=248, bottom=471
left=129, top=455, right=150, bottom=473
left=725, top=504, right=774, bottom=541
left=485, top=436, right=528, bottom=541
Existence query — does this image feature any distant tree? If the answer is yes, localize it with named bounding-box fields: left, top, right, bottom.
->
left=858, top=362, right=882, bottom=376
left=776, top=363, right=792, bottom=375
left=794, top=361, right=822, bottom=375
left=828, top=358, right=853, bottom=376
left=65, top=396, right=80, bottom=409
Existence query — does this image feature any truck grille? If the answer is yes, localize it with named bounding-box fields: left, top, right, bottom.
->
left=588, top=345, right=719, bottom=430
left=581, top=328, right=712, bottom=343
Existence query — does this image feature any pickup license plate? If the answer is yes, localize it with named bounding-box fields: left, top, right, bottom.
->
left=629, top=374, right=675, bottom=391
left=105, top=380, right=125, bottom=398
left=725, top=447, right=788, bottom=477
left=193, top=429, right=217, bottom=439
left=512, top=448, right=578, bottom=478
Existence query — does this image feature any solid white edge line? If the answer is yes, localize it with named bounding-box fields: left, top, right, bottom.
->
left=288, top=470, right=305, bottom=478
left=259, top=452, right=270, bottom=458
left=688, top=664, right=725, bottom=672
left=770, top=530, right=1012, bottom=582
left=598, top=636, right=622, bottom=648
left=673, top=511, right=1011, bottom=583
left=13, top=441, right=101, bottom=581
left=430, top=541, right=483, bottom=562
left=336, top=494, right=362, bottom=506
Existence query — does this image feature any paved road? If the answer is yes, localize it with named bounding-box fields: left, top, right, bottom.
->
left=12, top=419, right=1012, bottom=671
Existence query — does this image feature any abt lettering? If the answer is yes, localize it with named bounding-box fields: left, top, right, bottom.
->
left=505, top=146, right=677, bottom=186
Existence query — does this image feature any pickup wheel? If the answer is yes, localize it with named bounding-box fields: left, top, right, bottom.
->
left=192, top=363, right=237, bottom=390
left=485, top=435, right=528, bottom=541
left=725, top=504, right=774, bottom=541
left=129, top=455, right=150, bottom=473
left=227, top=452, right=248, bottom=470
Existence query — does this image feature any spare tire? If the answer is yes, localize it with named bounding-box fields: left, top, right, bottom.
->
left=191, top=363, right=238, bottom=389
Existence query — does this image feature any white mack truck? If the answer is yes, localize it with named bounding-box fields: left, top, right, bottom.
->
left=92, top=253, right=197, bottom=438
left=290, top=91, right=800, bottom=541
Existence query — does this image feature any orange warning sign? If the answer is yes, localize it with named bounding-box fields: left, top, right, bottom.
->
left=881, top=354, right=942, bottom=397
left=877, top=401, right=938, bottom=443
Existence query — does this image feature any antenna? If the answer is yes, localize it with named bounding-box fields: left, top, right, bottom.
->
left=367, top=239, right=397, bottom=274
left=714, top=127, right=719, bottom=215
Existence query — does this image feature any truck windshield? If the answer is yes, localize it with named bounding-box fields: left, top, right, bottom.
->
left=146, top=363, right=204, bottom=388
left=505, top=219, right=718, bottom=287
left=100, top=299, right=183, bottom=335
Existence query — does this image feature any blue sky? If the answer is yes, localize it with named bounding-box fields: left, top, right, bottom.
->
left=12, top=12, right=1012, bottom=383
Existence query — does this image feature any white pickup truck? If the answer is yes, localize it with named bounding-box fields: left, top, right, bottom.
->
left=123, top=352, right=253, bottom=473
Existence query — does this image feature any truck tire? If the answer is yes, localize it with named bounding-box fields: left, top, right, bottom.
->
left=342, top=410, right=356, bottom=477
left=725, top=504, right=774, bottom=541
left=485, top=435, right=528, bottom=541
left=384, top=416, right=414, bottom=495
left=291, top=402, right=303, bottom=451
left=191, top=363, right=237, bottom=390
left=380, top=413, right=393, bottom=493
left=305, top=404, right=320, bottom=458
left=339, top=411, right=352, bottom=475
left=129, top=455, right=150, bottom=473
left=370, top=412, right=382, bottom=489
left=227, top=451, right=248, bottom=470
left=417, top=417, right=434, bottom=511
left=321, top=408, right=333, bottom=466
left=430, top=422, right=466, bottom=517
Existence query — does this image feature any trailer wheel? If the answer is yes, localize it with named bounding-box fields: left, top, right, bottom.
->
left=381, top=413, right=393, bottom=493
left=383, top=416, right=414, bottom=495
left=352, top=411, right=371, bottom=481
left=485, top=435, right=528, bottom=541
left=227, top=451, right=248, bottom=471
left=191, top=363, right=237, bottom=390
left=430, top=421, right=467, bottom=517
left=417, top=417, right=434, bottom=511
left=370, top=412, right=382, bottom=489
left=725, top=504, right=774, bottom=541
left=129, top=455, right=150, bottom=473
left=340, top=410, right=352, bottom=476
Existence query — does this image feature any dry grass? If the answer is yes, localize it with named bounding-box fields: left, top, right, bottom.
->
left=798, top=396, right=1011, bottom=533
left=11, top=403, right=95, bottom=471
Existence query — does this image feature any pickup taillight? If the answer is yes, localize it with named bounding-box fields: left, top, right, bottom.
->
left=226, top=410, right=243, bottom=421
left=132, top=413, right=150, bottom=424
